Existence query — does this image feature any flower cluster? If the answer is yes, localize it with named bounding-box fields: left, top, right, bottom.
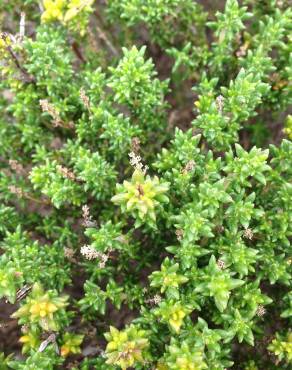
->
left=104, top=325, right=150, bottom=369
left=80, top=245, right=109, bottom=267
left=111, top=169, right=169, bottom=228
left=12, top=283, right=69, bottom=331
left=41, top=0, right=94, bottom=34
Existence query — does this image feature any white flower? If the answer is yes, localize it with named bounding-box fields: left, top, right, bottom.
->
left=80, top=245, right=99, bottom=260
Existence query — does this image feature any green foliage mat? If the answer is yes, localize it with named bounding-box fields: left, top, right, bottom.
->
left=0, top=0, right=291, bottom=369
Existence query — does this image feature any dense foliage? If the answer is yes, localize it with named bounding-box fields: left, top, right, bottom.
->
left=0, top=0, right=291, bottom=369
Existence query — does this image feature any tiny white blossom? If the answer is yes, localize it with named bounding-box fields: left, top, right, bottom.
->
left=128, top=151, right=148, bottom=173
left=215, top=95, right=224, bottom=113
left=217, top=259, right=225, bottom=269
left=256, top=305, right=266, bottom=317
left=243, top=228, right=253, bottom=240
left=80, top=245, right=100, bottom=260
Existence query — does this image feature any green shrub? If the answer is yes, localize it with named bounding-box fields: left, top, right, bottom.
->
left=0, top=0, right=291, bottom=369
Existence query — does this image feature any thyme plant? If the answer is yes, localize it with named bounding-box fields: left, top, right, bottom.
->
left=0, top=0, right=291, bottom=369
